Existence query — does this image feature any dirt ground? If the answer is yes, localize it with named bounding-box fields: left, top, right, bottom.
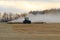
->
left=0, top=23, right=60, bottom=40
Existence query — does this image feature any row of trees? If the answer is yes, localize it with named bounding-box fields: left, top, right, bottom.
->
left=0, top=12, right=28, bottom=22
left=29, top=11, right=44, bottom=15
left=0, top=13, right=19, bottom=22
left=29, top=8, right=60, bottom=15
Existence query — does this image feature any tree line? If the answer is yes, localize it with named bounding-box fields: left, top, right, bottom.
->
left=0, top=12, right=27, bottom=22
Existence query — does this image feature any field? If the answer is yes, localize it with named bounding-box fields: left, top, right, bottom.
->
left=0, top=23, right=60, bottom=40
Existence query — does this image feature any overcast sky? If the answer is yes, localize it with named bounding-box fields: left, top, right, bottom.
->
left=0, top=0, right=60, bottom=2
left=0, top=0, right=59, bottom=12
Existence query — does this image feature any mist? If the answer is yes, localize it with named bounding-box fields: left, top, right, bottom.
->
left=11, top=12, right=60, bottom=23
left=28, top=13, right=60, bottom=23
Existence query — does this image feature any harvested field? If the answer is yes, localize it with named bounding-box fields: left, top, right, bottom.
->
left=12, top=24, right=60, bottom=34
left=0, top=23, right=60, bottom=40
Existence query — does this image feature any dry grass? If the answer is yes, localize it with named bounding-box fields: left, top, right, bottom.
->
left=12, top=23, right=60, bottom=34
left=0, top=23, right=60, bottom=40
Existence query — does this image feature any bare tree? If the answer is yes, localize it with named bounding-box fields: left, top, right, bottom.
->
left=1, top=12, right=8, bottom=22
left=9, top=13, right=13, bottom=21
left=21, top=13, right=27, bottom=17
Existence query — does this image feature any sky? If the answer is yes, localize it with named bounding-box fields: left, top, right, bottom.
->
left=0, top=0, right=60, bottom=13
